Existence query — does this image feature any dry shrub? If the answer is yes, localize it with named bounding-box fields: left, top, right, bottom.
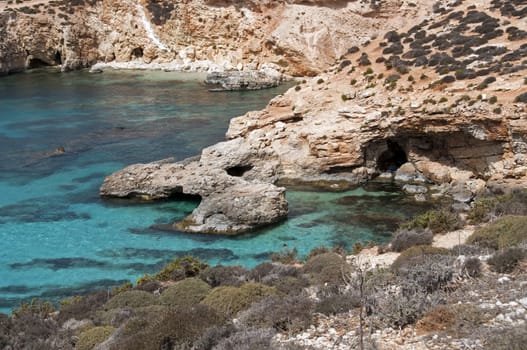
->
left=200, top=265, right=248, bottom=287
left=467, top=216, right=527, bottom=250
left=484, top=324, right=527, bottom=350
left=249, top=262, right=298, bottom=283
left=416, top=305, right=456, bottom=332
left=111, top=304, right=223, bottom=350
left=159, top=278, right=211, bottom=308
left=391, top=228, right=433, bottom=252
left=212, top=328, right=276, bottom=350
left=302, top=252, right=348, bottom=285
left=487, top=247, right=526, bottom=273
left=417, top=304, right=489, bottom=336
left=58, top=291, right=109, bottom=324
left=238, top=295, right=314, bottom=332
left=461, top=257, right=482, bottom=278
left=268, top=276, right=309, bottom=296
left=201, top=282, right=277, bottom=317
left=392, top=245, right=451, bottom=271
left=316, top=293, right=361, bottom=316
left=153, top=256, right=208, bottom=282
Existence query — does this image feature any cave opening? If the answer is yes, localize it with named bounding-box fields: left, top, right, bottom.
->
left=377, top=139, right=408, bottom=171
left=226, top=165, right=253, bottom=177
left=54, top=50, right=62, bottom=65
left=27, top=58, right=51, bottom=69
left=131, top=47, right=144, bottom=59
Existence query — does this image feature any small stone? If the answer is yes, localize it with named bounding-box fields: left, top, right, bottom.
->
left=498, top=276, right=511, bottom=284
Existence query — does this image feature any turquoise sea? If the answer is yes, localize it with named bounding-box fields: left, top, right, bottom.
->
left=0, top=69, right=430, bottom=313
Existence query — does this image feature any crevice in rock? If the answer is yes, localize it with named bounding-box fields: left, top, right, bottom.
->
left=54, top=50, right=62, bottom=65
left=226, top=165, right=253, bottom=177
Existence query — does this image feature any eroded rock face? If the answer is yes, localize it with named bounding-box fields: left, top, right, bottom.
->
left=205, top=69, right=283, bottom=90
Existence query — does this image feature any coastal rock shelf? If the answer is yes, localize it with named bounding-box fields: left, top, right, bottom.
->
left=100, top=155, right=288, bottom=235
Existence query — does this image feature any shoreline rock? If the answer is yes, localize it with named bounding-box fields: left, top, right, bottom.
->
left=205, top=69, right=283, bottom=91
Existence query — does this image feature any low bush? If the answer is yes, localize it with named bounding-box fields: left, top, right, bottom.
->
left=104, top=290, right=158, bottom=310
left=391, top=228, right=434, bottom=252
left=212, top=328, right=276, bottom=350
left=397, top=254, right=455, bottom=293
left=111, top=304, right=224, bottom=350
left=77, top=326, right=115, bottom=350
left=200, top=265, right=248, bottom=287
left=305, top=246, right=331, bottom=261
left=249, top=262, right=298, bottom=284
left=271, top=248, right=299, bottom=264
left=417, top=303, right=488, bottom=335
left=268, top=276, right=309, bottom=296
left=461, top=257, right=482, bottom=278
left=239, top=295, right=314, bottom=332
left=466, top=216, right=527, bottom=250
left=467, top=197, right=499, bottom=223
left=159, top=278, right=211, bottom=308
left=302, top=252, right=348, bottom=285
left=487, top=247, right=526, bottom=273
left=400, top=209, right=461, bottom=233
left=315, top=292, right=361, bottom=316
left=392, top=245, right=451, bottom=271
left=153, top=256, right=208, bottom=282
left=484, top=324, right=527, bottom=350
left=201, top=282, right=277, bottom=317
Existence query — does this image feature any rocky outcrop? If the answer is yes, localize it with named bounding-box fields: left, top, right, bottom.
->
left=0, top=0, right=437, bottom=76
left=100, top=151, right=288, bottom=234
left=205, top=69, right=283, bottom=91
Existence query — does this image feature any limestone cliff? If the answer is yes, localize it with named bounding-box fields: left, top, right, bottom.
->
left=0, top=0, right=435, bottom=76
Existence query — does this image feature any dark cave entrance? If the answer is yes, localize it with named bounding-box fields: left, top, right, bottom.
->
left=377, top=140, right=408, bottom=171
left=226, top=165, right=253, bottom=177
left=27, top=58, right=51, bottom=69
left=131, top=47, right=144, bottom=59
left=54, top=51, right=62, bottom=65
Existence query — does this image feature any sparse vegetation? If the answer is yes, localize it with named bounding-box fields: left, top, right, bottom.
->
left=467, top=215, right=527, bottom=250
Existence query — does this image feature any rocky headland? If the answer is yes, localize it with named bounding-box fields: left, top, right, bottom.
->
left=100, top=0, right=527, bottom=233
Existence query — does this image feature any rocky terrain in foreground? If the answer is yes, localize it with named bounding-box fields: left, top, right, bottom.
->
left=101, top=0, right=527, bottom=234
left=1, top=191, right=527, bottom=349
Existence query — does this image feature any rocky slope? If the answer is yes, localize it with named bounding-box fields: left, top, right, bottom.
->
left=0, top=0, right=435, bottom=76
left=101, top=0, right=527, bottom=233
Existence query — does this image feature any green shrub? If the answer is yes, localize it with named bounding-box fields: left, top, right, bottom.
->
left=302, top=252, right=348, bottom=285
left=305, top=246, right=331, bottom=261
left=487, top=247, right=526, bottom=273
left=13, top=299, right=55, bottom=318
left=489, top=96, right=498, bottom=104
left=350, top=79, right=357, bottom=85
left=104, top=290, right=158, bottom=310
left=201, top=283, right=277, bottom=317
left=493, top=107, right=502, bottom=114
left=317, top=78, right=324, bottom=84
left=439, top=97, right=448, bottom=103
left=153, top=256, right=208, bottom=282
left=391, top=228, right=434, bottom=252
left=466, top=216, right=527, bottom=250
left=400, top=209, right=461, bottom=233
left=77, top=326, right=115, bottom=350
left=392, top=245, right=451, bottom=271
left=467, top=197, right=499, bottom=223
left=57, top=291, right=108, bottom=325
left=159, top=278, right=211, bottom=308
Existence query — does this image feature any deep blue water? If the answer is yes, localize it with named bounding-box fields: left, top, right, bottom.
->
left=0, top=69, right=429, bottom=313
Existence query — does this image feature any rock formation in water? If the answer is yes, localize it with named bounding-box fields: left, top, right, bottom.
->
left=101, top=0, right=527, bottom=233
left=0, top=0, right=434, bottom=76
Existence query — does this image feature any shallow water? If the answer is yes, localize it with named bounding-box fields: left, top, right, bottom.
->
left=0, top=69, right=430, bottom=312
